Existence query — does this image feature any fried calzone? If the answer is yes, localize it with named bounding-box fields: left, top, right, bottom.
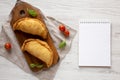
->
left=13, top=18, right=48, bottom=39
left=21, top=39, right=53, bottom=67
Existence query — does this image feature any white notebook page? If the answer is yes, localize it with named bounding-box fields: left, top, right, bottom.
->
left=79, top=20, right=111, bottom=67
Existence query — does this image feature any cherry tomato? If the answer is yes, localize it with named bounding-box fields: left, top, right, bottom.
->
left=4, top=42, right=11, bottom=50
left=59, top=25, right=66, bottom=32
left=64, top=29, right=70, bottom=37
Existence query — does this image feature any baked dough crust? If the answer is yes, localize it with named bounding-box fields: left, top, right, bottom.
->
left=13, top=18, right=48, bottom=39
left=21, top=39, right=53, bottom=67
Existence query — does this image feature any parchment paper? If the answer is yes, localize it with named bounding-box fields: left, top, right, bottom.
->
left=0, top=1, right=76, bottom=80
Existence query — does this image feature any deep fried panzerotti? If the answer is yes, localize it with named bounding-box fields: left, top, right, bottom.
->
left=22, top=39, right=53, bottom=68
left=13, top=18, right=48, bottom=39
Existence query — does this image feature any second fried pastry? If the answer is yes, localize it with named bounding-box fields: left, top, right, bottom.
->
left=21, top=39, right=53, bottom=67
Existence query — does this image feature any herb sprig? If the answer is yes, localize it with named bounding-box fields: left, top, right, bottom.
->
left=30, top=63, right=43, bottom=68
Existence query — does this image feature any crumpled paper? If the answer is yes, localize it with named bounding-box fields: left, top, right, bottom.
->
left=0, top=1, right=76, bottom=80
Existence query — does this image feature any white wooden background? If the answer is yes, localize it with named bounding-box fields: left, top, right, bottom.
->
left=0, top=0, right=120, bottom=80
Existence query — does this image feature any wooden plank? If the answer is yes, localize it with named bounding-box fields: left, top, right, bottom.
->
left=10, top=1, right=59, bottom=72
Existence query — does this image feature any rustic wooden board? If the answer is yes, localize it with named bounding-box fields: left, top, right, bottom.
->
left=10, top=1, right=59, bottom=72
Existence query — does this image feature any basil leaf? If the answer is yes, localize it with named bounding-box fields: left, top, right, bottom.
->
left=59, top=41, right=66, bottom=48
left=36, top=64, right=43, bottom=68
left=30, top=63, right=36, bottom=68
left=28, top=9, right=37, bottom=17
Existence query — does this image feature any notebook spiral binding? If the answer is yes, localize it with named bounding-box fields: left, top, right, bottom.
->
left=79, top=19, right=110, bottom=24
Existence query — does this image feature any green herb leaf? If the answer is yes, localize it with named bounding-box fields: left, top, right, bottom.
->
left=36, top=64, right=43, bottom=68
left=30, top=63, right=43, bottom=68
left=30, top=63, right=36, bottom=68
left=59, top=41, right=66, bottom=48
left=28, top=9, right=37, bottom=17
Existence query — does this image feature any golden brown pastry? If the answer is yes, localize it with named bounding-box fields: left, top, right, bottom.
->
left=13, top=18, right=48, bottom=39
left=21, top=39, right=53, bottom=67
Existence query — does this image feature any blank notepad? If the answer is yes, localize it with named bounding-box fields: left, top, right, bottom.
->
left=79, top=20, right=111, bottom=67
